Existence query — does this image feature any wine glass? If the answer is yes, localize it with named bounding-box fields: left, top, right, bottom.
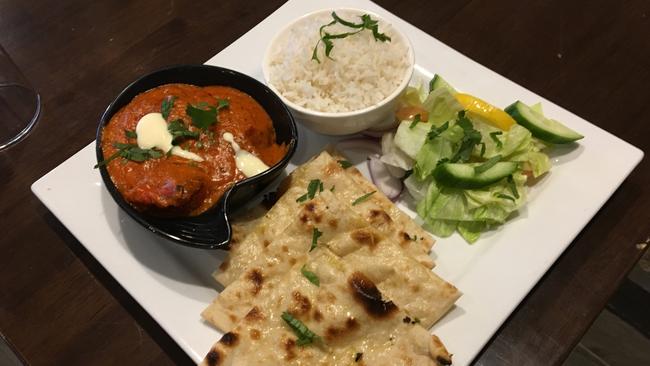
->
left=0, top=44, right=41, bottom=151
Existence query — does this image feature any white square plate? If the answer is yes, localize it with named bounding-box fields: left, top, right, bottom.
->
left=32, top=0, right=643, bottom=364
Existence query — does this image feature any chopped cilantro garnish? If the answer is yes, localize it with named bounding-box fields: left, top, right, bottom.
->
left=352, top=191, right=376, bottom=206
left=426, top=121, right=449, bottom=140
left=124, top=129, right=137, bottom=139
left=186, top=100, right=228, bottom=130
left=161, top=96, right=176, bottom=120
left=310, top=228, right=322, bottom=252
left=496, top=193, right=516, bottom=202
left=94, top=143, right=163, bottom=168
left=474, top=154, right=502, bottom=174
left=296, top=179, right=323, bottom=203
left=312, top=12, right=391, bottom=63
left=409, top=114, right=422, bottom=129
left=217, top=98, right=229, bottom=109
left=300, top=265, right=320, bottom=286
left=435, top=157, right=449, bottom=167
left=337, top=160, right=353, bottom=169
left=186, top=104, right=218, bottom=130
left=168, top=119, right=199, bottom=144
left=507, top=175, right=520, bottom=199
left=479, top=142, right=486, bottom=157
left=281, top=312, right=321, bottom=346
left=450, top=111, right=482, bottom=163
left=490, top=131, right=503, bottom=148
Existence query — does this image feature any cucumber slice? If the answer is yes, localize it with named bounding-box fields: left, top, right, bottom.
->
left=505, top=101, right=583, bottom=144
left=433, top=162, right=518, bottom=189
left=429, top=74, right=458, bottom=94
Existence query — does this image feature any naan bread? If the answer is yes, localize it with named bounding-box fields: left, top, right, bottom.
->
left=200, top=248, right=453, bottom=366
left=285, top=150, right=435, bottom=263
left=202, top=189, right=459, bottom=331
left=228, top=205, right=266, bottom=248
left=216, top=151, right=434, bottom=287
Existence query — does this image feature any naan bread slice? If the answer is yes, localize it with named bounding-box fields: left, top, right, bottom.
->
left=203, top=190, right=459, bottom=331
left=228, top=204, right=266, bottom=248
left=216, top=150, right=435, bottom=287
left=200, top=248, right=453, bottom=366
left=204, top=189, right=377, bottom=330
left=215, top=186, right=309, bottom=286
left=283, top=150, right=434, bottom=265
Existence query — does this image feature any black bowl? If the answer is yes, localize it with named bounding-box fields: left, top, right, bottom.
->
left=96, top=65, right=297, bottom=249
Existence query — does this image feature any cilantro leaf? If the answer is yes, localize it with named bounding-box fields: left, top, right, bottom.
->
left=479, top=142, right=486, bottom=157
left=409, top=114, right=422, bottom=129
left=312, top=12, right=390, bottom=63
left=352, top=191, right=376, bottom=206
left=217, top=99, right=229, bottom=109
left=310, top=228, right=322, bottom=252
left=490, top=131, right=503, bottom=148
left=161, top=96, right=176, bottom=120
left=337, top=160, right=353, bottom=169
left=496, top=193, right=516, bottom=202
left=94, top=143, right=163, bottom=168
left=281, top=312, right=321, bottom=346
left=186, top=104, right=218, bottom=130
left=450, top=111, right=482, bottom=163
left=507, top=175, right=520, bottom=199
left=124, top=130, right=137, bottom=139
left=168, top=119, right=199, bottom=144
left=474, top=154, right=502, bottom=174
left=296, top=179, right=323, bottom=203
left=301, top=265, right=320, bottom=286
left=426, top=121, right=449, bottom=140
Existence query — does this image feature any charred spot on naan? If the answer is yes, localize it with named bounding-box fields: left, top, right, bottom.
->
left=228, top=314, right=238, bottom=324
left=283, top=337, right=297, bottom=361
left=324, top=316, right=360, bottom=342
left=350, top=229, right=381, bottom=250
left=431, top=335, right=453, bottom=365
left=218, top=332, right=239, bottom=347
left=313, top=308, right=323, bottom=322
left=250, top=328, right=261, bottom=340
left=316, top=290, right=337, bottom=304
left=367, top=209, right=393, bottom=228
left=205, top=348, right=222, bottom=366
left=245, top=268, right=264, bottom=295
left=299, top=200, right=324, bottom=224
left=348, top=272, right=397, bottom=318
left=289, top=291, right=312, bottom=316
left=244, top=306, right=265, bottom=322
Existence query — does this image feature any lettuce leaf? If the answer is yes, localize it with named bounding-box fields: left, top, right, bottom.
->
left=413, top=124, right=463, bottom=180
left=382, top=75, right=554, bottom=243
left=422, top=88, right=463, bottom=125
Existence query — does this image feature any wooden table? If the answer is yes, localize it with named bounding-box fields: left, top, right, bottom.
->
left=0, top=0, right=648, bottom=365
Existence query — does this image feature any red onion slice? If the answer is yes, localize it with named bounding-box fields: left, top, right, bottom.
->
left=367, top=154, right=404, bottom=201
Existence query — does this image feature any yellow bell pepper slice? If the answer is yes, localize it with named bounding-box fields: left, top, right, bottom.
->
left=455, top=93, right=516, bottom=131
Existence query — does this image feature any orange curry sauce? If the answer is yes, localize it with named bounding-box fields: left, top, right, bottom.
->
left=101, top=84, right=286, bottom=216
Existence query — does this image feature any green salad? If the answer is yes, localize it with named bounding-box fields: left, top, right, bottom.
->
left=380, top=75, right=583, bottom=243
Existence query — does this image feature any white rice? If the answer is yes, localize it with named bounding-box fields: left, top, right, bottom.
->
left=266, top=10, right=411, bottom=113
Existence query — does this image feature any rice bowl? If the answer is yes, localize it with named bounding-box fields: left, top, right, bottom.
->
left=262, top=8, right=414, bottom=135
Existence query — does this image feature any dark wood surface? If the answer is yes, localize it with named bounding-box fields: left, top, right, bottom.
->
left=0, top=0, right=648, bottom=365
